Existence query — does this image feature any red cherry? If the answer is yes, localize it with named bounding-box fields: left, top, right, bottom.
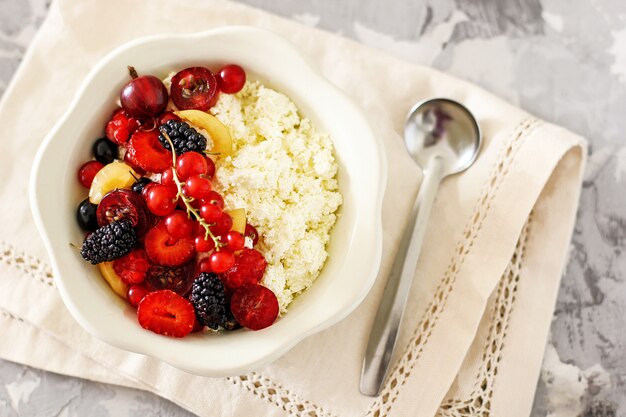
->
left=199, top=203, right=222, bottom=224
left=200, top=190, right=224, bottom=208
left=224, top=231, right=245, bottom=252
left=230, top=284, right=279, bottom=330
left=97, top=189, right=152, bottom=239
left=146, top=184, right=177, bottom=216
left=194, top=235, right=215, bottom=253
left=209, top=250, right=235, bottom=273
left=164, top=211, right=194, bottom=239
left=120, top=66, right=168, bottom=120
left=245, top=224, right=260, bottom=246
left=210, top=212, right=233, bottom=235
left=176, top=152, right=208, bottom=181
left=127, top=284, right=150, bottom=307
left=221, top=248, right=267, bottom=290
left=77, top=160, right=104, bottom=188
left=184, top=175, right=212, bottom=200
left=217, top=64, right=246, bottom=94
left=170, top=67, right=219, bottom=111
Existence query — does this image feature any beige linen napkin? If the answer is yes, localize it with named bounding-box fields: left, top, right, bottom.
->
left=0, top=0, right=586, bottom=416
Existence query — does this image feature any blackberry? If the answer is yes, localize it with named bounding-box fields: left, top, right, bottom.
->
left=158, top=120, right=207, bottom=155
left=80, top=219, right=136, bottom=264
left=189, top=272, right=228, bottom=330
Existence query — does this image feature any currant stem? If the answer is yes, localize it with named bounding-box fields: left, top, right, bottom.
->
left=161, top=130, right=224, bottom=250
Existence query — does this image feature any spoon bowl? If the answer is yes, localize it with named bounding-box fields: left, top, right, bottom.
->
left=404, top=98, right=481, bottom=176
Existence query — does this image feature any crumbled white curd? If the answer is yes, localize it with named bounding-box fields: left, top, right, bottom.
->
left=208, top=81, right=342, bottom=313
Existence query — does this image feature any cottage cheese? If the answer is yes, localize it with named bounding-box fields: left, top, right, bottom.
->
left=209, top=81, right=342, bottom=313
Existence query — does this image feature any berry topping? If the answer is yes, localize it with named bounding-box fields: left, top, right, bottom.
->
left=217, top=64, right=246, bottom=94
left=92, top=138, right=118, bottom=165
left=194, top=235, right=216, bottom=253
left=131, top=177, right=152, bottom=194
left=145, top=183, right=177, bottom=217
left=221, top=248, right=267, bottom=290
left=176, top=151, right=208, bottom=181
left=127, top=284, right=149, bottom=307
left=112, top=249, right=150, bottom=284
left=125, top=130, right=172, bottom=173
left=144, top=222, right=194, bottom=266
left=137, top=290, right=195, bottom=338
left=189, top=272, right=228, bottom=330
left=224, top=231, right=245, bottom=252
left=77, top=160, right=104, bottom=188
left=199, top=202, right=222, bottom=224
left=164, top=211, right=195, bottom=239
left=145, top=262, right=195, bottom=296
left=76, top=198, right=99, bottom=232
left=201, top=191, right=224, bottom=208
left=230, top=284, right=279, bottom=331
left=105, top=108, right=140, bottom=145
left=184, top=175, right=212, bottom=200
left=120, top=67, right=169, bottom=120
left=170, top=67, right=218, bottom=111
left=210, top=212, right=233, bottom=235
left=80, top=219, right=137, bottom=264
left=97, top=189, right=151, bottom=238
left=158, top=120, right=207, bottom=155
left=209, top=250, right=235, bottom=274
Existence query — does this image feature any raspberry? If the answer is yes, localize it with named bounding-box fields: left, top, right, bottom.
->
left=221, top=248, right=267, bottom=290
left=137, top=290, right=195, bottom=337
left=105, top=108, right=140, bottom=145
left=112, top=249, right=150, bottom=284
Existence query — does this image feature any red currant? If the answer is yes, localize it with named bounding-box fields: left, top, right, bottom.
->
left=184, top=175, right=212, bottom=200
left=145, top=184, right=177, bottom=216
left=164, top=211, right=194, bottom=239
left=205, top=157, right=216, bottom=179
left=200, top=190, right=224, bottom=208
left=176, top=152, right=208, bottom=181
left=211, top=212, right=233, bottom=235
left=245, top=224, right=260, bottom=246
left=217, top=64, right=246, bottom=94
left=127, top=284, right=149, bottom=307
left=195, top=235, right=215, bottom=253
left=77, top=160, right=104, bottom=188
left=209, top=250, right=235, bottom=273
left=158, top=111, right=180, bottom=125
left=199, top=203, right=222, bottom=224
left=224, top=231, right=245, bottom=251
left=197, top=257, right=212, bottom=273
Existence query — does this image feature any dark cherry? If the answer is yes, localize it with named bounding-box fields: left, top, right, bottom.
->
left=92, top=138, right=118, bottom=164
left=120, top=66, right=169, bottom=120
left=170, top=67, right=218, bottom=111
left=96, top=189, right=151, bottom=238
left=76, top=198, right=98, bottom=232
left=145, top=262, right=195, bottom=296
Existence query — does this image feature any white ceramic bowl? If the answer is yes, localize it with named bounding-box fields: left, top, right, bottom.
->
left=30, top=26, right=386, bottom=376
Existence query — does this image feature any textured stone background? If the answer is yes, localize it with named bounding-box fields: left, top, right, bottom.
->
left=0, top=0, right=624, bottom=416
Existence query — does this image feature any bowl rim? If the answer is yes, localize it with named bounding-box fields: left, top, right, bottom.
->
left=29, top=26, right=387, bottom=376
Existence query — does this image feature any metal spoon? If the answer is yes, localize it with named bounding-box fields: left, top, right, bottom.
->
left=360, top=98, right=481, bottom=396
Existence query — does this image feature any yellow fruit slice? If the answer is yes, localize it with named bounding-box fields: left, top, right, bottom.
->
left=225, top=208, right=246, bottom=234
left=98, top=262, right=129, bottom=299
left=175, top=110, right=233, bottom=157
left=88, top=161, right=137, bottom=204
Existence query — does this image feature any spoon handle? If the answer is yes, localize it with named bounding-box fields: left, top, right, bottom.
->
left=360, top=156, right=445, bottom=397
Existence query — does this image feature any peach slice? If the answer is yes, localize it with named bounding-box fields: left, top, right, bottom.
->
left=225, top=208, right=246, bottom=234
left=88, top=161, right=137, bottom=204
left=175, top=110, right=233, bottom=157
left=98, top=262, right=129, bottom=299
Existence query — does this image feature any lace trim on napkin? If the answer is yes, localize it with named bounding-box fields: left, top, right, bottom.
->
left=437, top=215, right=531, bottom=417
left=367, top=118, right=541, bottom=417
